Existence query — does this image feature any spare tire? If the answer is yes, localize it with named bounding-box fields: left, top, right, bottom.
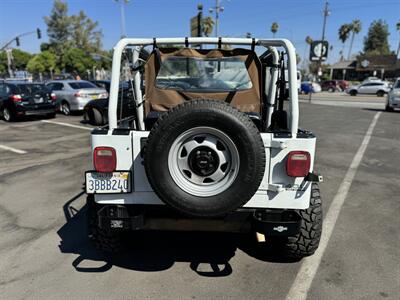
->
left=144, top=99, right=265, bottom=217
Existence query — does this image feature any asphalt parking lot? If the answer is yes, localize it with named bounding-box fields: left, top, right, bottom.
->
left=0, top=92, right=399, bottom=300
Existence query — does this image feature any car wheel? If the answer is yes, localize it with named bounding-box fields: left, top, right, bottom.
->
left=271, top=183, right=322, bottom=259
left=61, top=101, right=71, bottom=115
left=327, top=87, right=334, bottom=92
left=350, top=90, right=357, bottom=96
left=92, top=108, right=104, bottom=126
left=376, top=90, right=385, bottom=97
left=2, top=107, right=14, bottom=122
left=144, top=99, right=266, bottom=217
left=385, top=104, right=394, bottom=112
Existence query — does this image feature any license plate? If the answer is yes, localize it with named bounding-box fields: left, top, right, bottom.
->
left=90, top=94, right=99, bottom=99
left=34, top=97, right=44, bottom=103
left=86, top=171, right=131, bottom=194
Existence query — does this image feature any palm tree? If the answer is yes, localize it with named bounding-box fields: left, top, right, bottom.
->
left=347, top=19, right=362, bottom=59
left=271, top=22, right=279, bottom=38
left=202, top=16, right=214, bottom=37
left=338, top=24, right=351, bottom=60
left=396, top=21, right=400, bottom=57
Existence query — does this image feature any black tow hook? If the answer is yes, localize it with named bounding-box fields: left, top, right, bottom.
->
left=305, top=172, right=323, bottom=182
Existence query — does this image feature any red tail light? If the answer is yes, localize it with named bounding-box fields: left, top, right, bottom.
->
left=51, top=93, right=57, bottom=101
left=286, top=151, right=311, bottom=177
left=10, top=94, right=22, bottom=102
left=93, top=147, right=116, bottom=173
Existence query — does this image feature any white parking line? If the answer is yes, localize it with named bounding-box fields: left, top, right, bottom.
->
left=41, top=120, right=92, bottom=131
left=0, top=144, right=27, bottom=154
left=286, top=111, right=382, bottom=300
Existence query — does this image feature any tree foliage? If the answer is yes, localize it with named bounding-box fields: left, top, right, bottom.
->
left=363, top=19, right=391, bottom=55
left=44, top=0, right=71, bottom=55
left=0, top=49, right=32, bottom=74
left=27, top=51, right=57, bottom=74
left=62, top=48, right=95, bottom=74
left=71, top=11, right=103, bottom=52
left=202, top=16, right=214, bottom=37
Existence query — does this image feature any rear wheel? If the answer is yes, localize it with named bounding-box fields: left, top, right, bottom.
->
left=87, top=195, right=122, bottom=253
left=350, top=90, right=357, bottom=96
left=272, top=183, right=322, bottom=259
left=92, top=108, right=105, bottom=125
left=61, top=101, right=71, bottom=115
left=2, top=107, right=14, bottom=122
left=376, top=90, right=385, bottom=97
left=385, top=104, right=394, bottom=112
left=327, top=87, right=334, bottom=92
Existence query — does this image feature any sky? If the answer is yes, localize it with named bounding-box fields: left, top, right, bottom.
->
left=0, top=0, right=399, bottom=64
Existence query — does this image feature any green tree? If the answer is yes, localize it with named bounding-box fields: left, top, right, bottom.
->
left=71, top=11, right=103, bottom=52
left=271, top=22, right=279, bottom=38
left=44, top=0, right=72, bottom=55
left=0, top=52, right=7, bottom=74
left=62, top=48, right=95, bottom=75
left=202, top=16, right=214, bottom=37
left=27, top=51, right=57, bottom=74
left=338, top=24, right=351, bottom=60
left=363, top=19, right=391, bottom=55
left=347, top=19, right=362, bottom=59
left=9, top=49, right=32, bottom=70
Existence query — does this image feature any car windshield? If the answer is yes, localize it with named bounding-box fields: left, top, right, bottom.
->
left=17, top=84, right=48, bottom=95
left=156, top=56, right=252, bottom=92
left=68, top=81, right=97, bottom=89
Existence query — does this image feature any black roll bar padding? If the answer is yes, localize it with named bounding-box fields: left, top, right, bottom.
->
left=152, top=38, right=157, bottom=49
left=278, top=51, right=285, bottom=111
left=218, top=37, right=222, bottom=49
left=251, top=38, right=256, bottom=51
left=185, top=37, right=189, bottom=48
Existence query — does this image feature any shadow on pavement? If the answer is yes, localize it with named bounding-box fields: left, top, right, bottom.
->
left=57, top=192, right=298, bottom=277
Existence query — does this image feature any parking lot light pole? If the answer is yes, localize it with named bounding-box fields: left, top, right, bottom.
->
left=115, top=0, right=129, bottom=38
left=318, top=0, right=330, bottom=80
left=209, top=0, right=224, bottom=37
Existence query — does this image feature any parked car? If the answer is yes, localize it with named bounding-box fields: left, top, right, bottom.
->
left=301, top=81, right=321, bottom=94
left=386, top=78, right=400, bottom=111
left=90, top=80, right=112, bottom=92
left=346, top=81, right=391, bottom=97
left=84, top=81, right=135, bottom=125
left=321, top=80, right=349, bottom=92
left=46, top=80, right=108, bottom=115
left=0, top=82, right=56, bottom=122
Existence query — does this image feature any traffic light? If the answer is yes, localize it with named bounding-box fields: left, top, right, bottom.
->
left=15, top=37, right=20, bottom=47
left=37, top=28, right=41, bottom=39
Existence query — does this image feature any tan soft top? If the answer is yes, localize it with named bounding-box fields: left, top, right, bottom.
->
left=144, top=47, right=262, bottom=115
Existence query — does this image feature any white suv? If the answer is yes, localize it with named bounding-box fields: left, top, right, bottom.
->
left=347, top=81, right=391, bottom=97
left=386, top=78, right=400, bottom=111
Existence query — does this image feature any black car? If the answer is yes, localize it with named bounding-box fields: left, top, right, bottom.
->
left=84, top=81, right=136, bottom=125
left=0, top=82, right=57, bottom=122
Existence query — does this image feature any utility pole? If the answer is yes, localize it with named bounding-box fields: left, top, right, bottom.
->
left=115, top=0, right=129, bottom=38
left=318, top=0, right=330, bottom=80
left=209, top=0, right=224, bottom=37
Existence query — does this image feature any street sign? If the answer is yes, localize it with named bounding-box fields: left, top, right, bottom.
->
left=310, top=40, right=329, bottom=61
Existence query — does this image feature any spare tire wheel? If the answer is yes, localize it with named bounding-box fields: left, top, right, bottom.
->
left=144, top=99, right=266, bottom=217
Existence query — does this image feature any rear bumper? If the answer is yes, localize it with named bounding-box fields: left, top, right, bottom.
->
left=15, top=104, right=56, bottom=116
left=96, top=205, right=302, bottom=236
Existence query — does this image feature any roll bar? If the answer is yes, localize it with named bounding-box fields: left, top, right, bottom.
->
left=108, top=37, right=299, bottom=137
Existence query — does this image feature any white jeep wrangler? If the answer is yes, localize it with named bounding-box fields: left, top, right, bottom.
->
left=85, top=37, right=323, bottom=258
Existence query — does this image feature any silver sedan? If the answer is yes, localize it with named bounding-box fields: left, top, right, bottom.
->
left=46, top=80, right=108, bottom=115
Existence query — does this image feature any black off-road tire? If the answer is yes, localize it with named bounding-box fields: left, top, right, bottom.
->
left=385, top=104, right=394, bottom=112
left=279, top=183, right=323, bottom=259
left=144, top=99, right=266, bottom=217
left=92, top=108, right=105, bottom=125
left=87, top=195, right=122, bottom=253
